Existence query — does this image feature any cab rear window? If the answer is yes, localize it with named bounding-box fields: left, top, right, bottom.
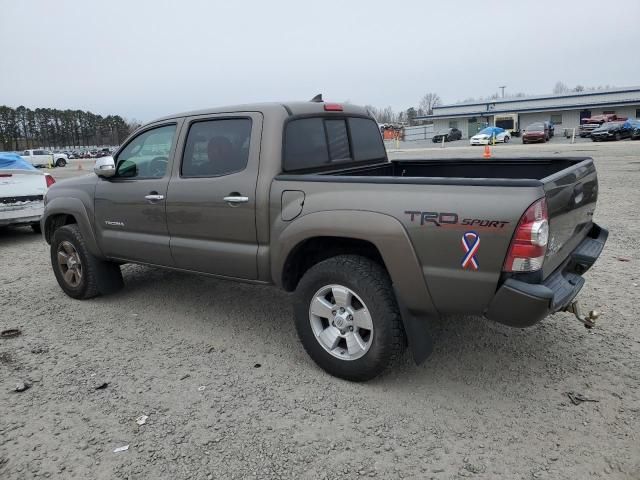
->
left=283, top=116, right=385, bottom=171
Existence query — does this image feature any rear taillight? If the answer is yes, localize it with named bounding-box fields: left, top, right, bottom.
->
left=0, top=173, right=12, bottom=177
left=503, top=197, right=549, bottom=272
left=45, top=174, right=56, bottom=188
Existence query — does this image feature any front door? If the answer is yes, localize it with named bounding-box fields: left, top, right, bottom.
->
left=166, top=113, right=262, bottom=279
left=94, top=122, right=180, bottom=266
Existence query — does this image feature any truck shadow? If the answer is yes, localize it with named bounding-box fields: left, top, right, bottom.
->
left=105, top=264, right=594, bottom=390
left=0, top=226, right=42, bottom=246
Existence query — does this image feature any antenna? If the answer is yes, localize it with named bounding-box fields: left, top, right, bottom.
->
left=310, top=94, right=323, bottom=103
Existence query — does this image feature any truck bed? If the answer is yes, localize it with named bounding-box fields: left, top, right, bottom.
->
left=274, top=156, right=598, bottom=310
left=325, top=157, right=590, bottom=184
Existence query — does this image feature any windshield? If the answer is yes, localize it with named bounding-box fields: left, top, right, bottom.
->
left=478, top=127, right=501, bottom=135
left=526, top=124, right=545, bottom=132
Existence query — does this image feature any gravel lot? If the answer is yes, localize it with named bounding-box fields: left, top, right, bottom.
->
left=1, top=141, right=639, bottom=479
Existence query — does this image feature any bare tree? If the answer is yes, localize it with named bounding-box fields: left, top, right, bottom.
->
left=418, top=93, right=441, bottom=116
left=553, top=81, right=569, bottom=94
left=573, top=85, right=585, bottom=92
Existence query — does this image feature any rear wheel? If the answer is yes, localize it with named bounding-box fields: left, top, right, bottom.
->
left=55, top=158, right=66, bottom=167
left=503, top=136, right=510, bottom=143
left=51, top=224, right=123, bottom=299
left=294, top=255, right=405, bottom=381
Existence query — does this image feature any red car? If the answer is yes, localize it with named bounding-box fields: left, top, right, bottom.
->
left=522, top=123, right=549, bottom=144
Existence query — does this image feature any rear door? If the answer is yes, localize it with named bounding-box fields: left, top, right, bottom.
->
left=542, top=159, right=598, bottom=278
left=166, top=112, right=262, bottom=279
left=94, top=122, right=180, bottom=265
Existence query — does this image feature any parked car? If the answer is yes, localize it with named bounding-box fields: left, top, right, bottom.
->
left=579, top=114, right=627, bottom=137
left=20, top=149, right=68, bottom=167
left=590, top=121, right=632, bottom=141
left=0, top=153, right=55, bottom=232
left=545, top=121, right=555, bottom=138
left=522, top=123, right=549, bottom=144
left=41, top=99, right=607, bottom=381
left=630, top=120, right=640, bottom=140
left=432, top=128, right=462, bottom=143
left=469, top=126, right=510, bottom=145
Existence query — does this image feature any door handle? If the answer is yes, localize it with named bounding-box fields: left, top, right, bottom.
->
left=145, top=194, right=165, bottom=202
left=223, top=195, right=249, bottom=204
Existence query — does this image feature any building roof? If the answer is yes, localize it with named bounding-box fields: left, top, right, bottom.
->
left=416, top=86, right=640, bottom=120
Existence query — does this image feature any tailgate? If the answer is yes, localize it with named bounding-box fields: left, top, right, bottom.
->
left=541, top=158, right=598, bottom=278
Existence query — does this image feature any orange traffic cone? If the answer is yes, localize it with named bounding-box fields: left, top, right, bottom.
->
left=483, top=144, right=491, bottom=159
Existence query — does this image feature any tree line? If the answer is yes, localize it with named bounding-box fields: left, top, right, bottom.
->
left=0, top=105, right=140, bottom=151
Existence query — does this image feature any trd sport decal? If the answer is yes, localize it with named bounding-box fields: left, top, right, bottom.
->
left=404, top=211, right=509, bottom=230
left=461, top=231, right=480, bottom=270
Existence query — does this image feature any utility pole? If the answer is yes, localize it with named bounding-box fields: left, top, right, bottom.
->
left=499, top=85, right=507, bottom=98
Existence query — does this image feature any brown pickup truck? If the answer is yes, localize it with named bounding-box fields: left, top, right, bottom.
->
left=41, top=98, right=607, bottom=381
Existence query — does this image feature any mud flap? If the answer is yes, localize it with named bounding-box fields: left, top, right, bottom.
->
left=393, top=286, right=434, bottom=365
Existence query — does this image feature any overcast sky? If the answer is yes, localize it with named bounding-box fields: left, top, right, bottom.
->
left=2, top=0, right=639, bottom=121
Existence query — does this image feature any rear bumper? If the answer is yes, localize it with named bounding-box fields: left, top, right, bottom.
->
left=485, top=223, right=608, bottom=327
left=0, top=201, right=44, bottom=226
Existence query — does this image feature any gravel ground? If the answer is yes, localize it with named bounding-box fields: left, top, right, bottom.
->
left=1, top=141, right=639, bottom=479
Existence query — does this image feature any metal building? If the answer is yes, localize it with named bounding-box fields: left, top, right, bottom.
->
left=415, top=86, right=640, bottom=139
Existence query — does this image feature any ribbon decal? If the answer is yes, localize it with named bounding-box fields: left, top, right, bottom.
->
left=461, top=231, right=480, bottom=270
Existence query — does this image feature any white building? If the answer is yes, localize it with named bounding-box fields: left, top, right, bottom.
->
left=416, top=87, right=640, bottom=138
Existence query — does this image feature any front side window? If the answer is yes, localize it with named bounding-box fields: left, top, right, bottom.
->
left=181, top=118, right=252, bottom=177
left=115, top=124, right=176, bottom=178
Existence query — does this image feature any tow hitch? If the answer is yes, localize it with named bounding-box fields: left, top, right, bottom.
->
left=565, top=301, right=600, bottom=329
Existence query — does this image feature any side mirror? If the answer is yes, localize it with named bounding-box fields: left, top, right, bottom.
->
left=94, top=156, right=116, bottom=178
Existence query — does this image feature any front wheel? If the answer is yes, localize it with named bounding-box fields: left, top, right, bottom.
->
left=503, top=136, right=510, bottom=143
left=294, top=255, right=406, bottom=381
left=55, top=158, right=67, bottom=167
left=51, top=224, right=123, bottom=299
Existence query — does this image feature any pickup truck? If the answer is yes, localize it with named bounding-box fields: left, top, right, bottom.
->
left=41, top=99, right=607, bottom=381
left=21, top=149, right=69, bottom=168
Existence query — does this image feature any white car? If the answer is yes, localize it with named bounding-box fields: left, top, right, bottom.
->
left=0, top=154, right=55, bottom=232
left=469, top=127, right=511, bottom=146
left=20, top=149, right=69, bottom=167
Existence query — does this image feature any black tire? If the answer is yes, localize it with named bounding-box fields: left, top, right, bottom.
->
left=31, top=223, right=41, bottom=234
left=56, top=158, right=67, bottom=167
left=51, top=224, right=123, bottom=299
left=614, top=133, right=621, bottom=141
left=503, top=136, right=510, bottom=143
left=294, top=255, right=406, bottom=381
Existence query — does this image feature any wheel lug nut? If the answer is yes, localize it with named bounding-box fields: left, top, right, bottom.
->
left=348, top=315, right=353, bottom=321
left=339, top=308, right=345, bottom=313
left=349, top=326, right=354, bottom=332
left=332, top=310, right=337, bottom=316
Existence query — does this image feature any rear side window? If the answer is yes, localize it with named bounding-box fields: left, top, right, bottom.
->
left=283, top=116, right=385, bottom=171
left=181, top=118, right=252, bottom=177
